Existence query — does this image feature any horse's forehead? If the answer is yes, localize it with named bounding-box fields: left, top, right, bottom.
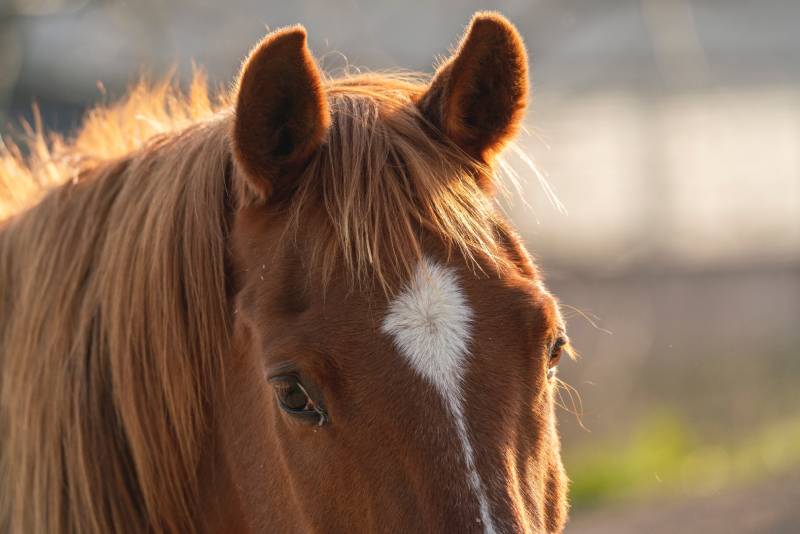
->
left=379, top=255, right=553, bottom=534
left=380, top=256, right=473, bottom=389
left=379, top=254, right=553, bottom=375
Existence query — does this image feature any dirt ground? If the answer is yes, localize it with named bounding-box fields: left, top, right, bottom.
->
left=567, top=469, right=800, bottom=534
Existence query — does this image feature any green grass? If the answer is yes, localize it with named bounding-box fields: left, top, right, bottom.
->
left=565, top=411, right=800, bottom=509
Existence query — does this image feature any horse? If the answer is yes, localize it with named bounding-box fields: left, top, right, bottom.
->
left=0, top=11, right=572, bottom=533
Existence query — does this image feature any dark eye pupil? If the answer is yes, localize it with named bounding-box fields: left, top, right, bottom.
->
left=277, top=381, right=309, bottom=411
left=269, top=375, right=329, bottom=425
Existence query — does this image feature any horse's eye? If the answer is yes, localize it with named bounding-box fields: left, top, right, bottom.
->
left=269, top=375, right=328, bottom=426
left=273, top=377, right=309, bottom=410
left=549, top=336, right=568, bottom=368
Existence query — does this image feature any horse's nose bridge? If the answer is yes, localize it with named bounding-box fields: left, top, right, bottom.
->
left=455, top=406, right=527, bottom=534
left=381, top=378, right=504, bottom=533
left=454, top=348, right=551, bottom=528
left=374, top=367, right=532, bottom=534
left=424, top=377, right=541, bottom=534
left=459, top=398, right=566, bottom=534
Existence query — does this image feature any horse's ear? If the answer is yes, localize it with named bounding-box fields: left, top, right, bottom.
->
left=418, top=12, right=528, bottom=164
left=233, top=26, right=329, bottom=200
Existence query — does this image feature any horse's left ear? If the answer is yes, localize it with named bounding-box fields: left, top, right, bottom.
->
left=418, top=12, right=529, bottom=164
left=233, top=26, right=330, bottom=200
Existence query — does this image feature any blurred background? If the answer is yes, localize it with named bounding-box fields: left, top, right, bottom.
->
left=1, top=0, right=798, bottom=531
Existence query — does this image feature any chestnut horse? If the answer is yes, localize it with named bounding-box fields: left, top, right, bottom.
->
left=0, top=12, right=571, bottom=534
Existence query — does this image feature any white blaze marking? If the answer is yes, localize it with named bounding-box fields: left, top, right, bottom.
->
left=381, top=257, right=497, bottom=534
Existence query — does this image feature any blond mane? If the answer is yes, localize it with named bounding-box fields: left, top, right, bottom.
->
left=282, top=72, right=513, bottom=292
left=0, top=73, right=230, bottom=220
left=0, top=70, right=521, bottom=532
left=0, top=74, right=233, bottom=533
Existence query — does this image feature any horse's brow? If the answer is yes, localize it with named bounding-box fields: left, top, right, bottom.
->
left=548, top=297, right=567, bottom=334
left=532, top=288, right=564, bottom=336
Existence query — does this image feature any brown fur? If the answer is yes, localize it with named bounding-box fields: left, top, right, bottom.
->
left=0, top=12, right=569, bottom=533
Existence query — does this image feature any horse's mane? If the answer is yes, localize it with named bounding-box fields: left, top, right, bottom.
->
left=0, top=74, right=233, bottom=533
left=279, top=72, right=516, bottom=291
left=0, top=73, right=230, bottom=220
left=0, top=70, right=521, bottom=532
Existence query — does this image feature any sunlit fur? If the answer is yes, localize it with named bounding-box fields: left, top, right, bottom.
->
left=0, top=70, right=533, bottom=531
left=277, top=73, right=515, bottom=292
left=0, top=76, right=233, bottom=533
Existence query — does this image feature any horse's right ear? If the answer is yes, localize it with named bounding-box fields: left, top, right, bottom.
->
left=233, top=26, right=329, bottom=200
